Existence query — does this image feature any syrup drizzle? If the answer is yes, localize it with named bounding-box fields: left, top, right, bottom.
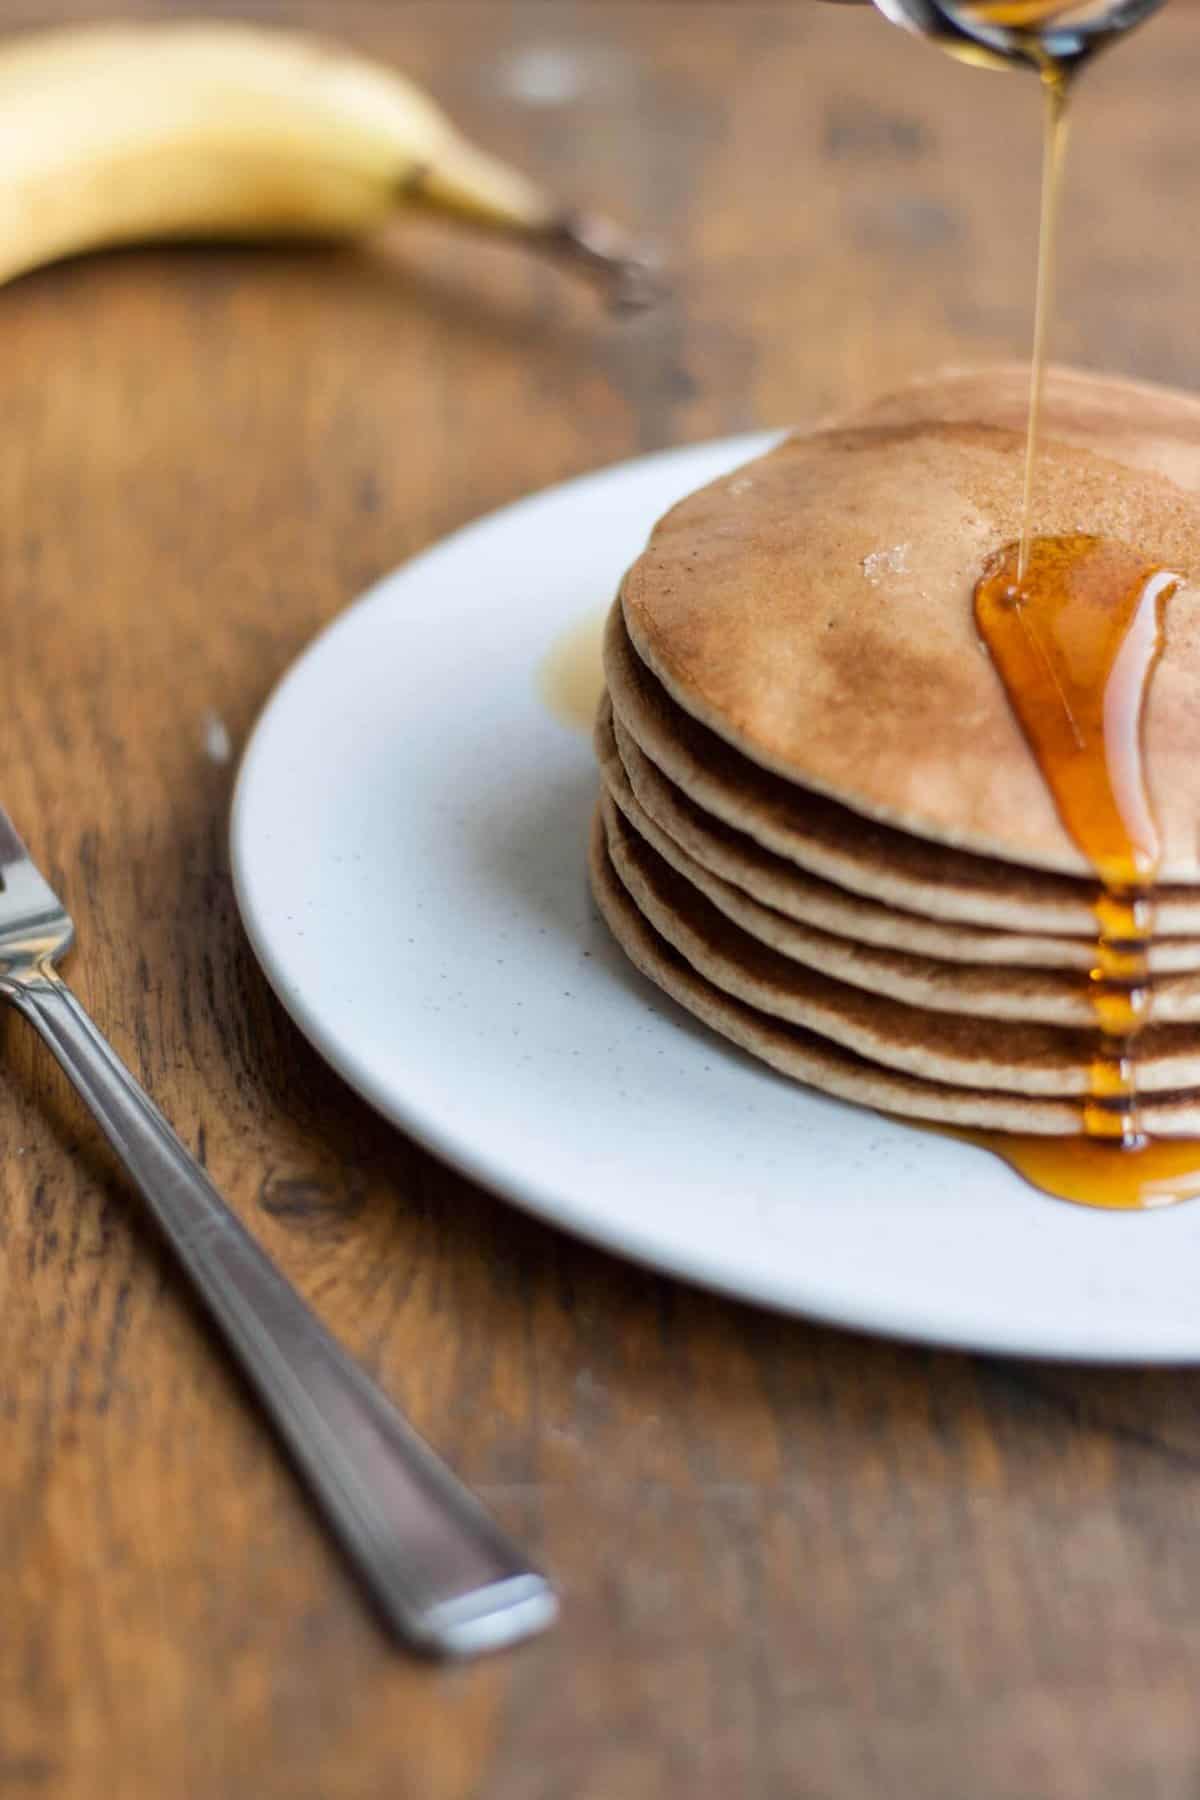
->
left=964, top=1132, right=1200, bottom=1211
left=557, top=4, right=1185, bottom=1209
left=971, top=536, right=1200, bottom=1208
left=973, top=537, right=1177, bottom=895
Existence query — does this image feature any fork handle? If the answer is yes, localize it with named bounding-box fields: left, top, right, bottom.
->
left=5, top=963, right=556, bottom=1657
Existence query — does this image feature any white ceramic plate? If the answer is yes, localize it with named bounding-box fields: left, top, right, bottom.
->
left=232, top=434, right=1200, bottom=1364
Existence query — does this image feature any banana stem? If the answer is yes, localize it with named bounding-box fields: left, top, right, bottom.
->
left=403, top=138, right=664, bottom=313
left=537, top=210, right=665, bottom=313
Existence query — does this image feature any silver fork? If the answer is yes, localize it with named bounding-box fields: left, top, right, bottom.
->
left=0, top=805, right=556, bottom=1657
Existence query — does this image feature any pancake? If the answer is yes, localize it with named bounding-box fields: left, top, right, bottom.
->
left=591, top=366, right=1200, bottom=1147
left=588, top=810, right=1200, bottom=1137
left=618, top=418, right=1200, bottom=879
left=598, top=733, right=1200, bottom=1023
left=597, top=696, right=1200, bottom=973
left=605, top=604, right=1200, bottom=936
left=599, top=795, right=1200, bottom=1097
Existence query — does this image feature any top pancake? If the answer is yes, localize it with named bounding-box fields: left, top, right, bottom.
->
left=620, top=368, right=1200, bottom=881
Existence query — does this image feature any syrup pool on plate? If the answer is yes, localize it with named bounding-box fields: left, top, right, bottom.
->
left=538, top=608, right=607, bottom=733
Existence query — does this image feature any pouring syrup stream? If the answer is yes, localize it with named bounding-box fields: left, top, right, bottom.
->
left=1017, top=74, right=1070, bottom=578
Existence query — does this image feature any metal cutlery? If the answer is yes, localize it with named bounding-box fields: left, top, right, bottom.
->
left=0, top=803, right=556, bottom=1657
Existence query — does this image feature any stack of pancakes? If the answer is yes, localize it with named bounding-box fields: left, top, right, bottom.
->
left=590, top=367, right=1200, bottom=1134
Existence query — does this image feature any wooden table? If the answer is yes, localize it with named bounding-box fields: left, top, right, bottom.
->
left=4, top=3, right=1200, bottom=1795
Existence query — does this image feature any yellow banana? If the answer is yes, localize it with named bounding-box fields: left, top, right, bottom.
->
left=0, top=19, right=657, bottom=304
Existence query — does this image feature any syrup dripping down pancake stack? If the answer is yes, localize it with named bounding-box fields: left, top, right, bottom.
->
left=589, top=368, right=1200, bottom=1197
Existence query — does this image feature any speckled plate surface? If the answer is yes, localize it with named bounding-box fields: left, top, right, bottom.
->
left=231, top=434, right=1200, bottom=1363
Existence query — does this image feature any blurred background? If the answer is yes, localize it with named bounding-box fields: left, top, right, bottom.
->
left=3, top=2, right=1191, bottom=633
left=310, top=0, right=1190, bottom=501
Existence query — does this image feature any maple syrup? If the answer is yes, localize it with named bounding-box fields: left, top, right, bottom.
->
left=539, top=609, right=607, bottom=732
left=971, top=536, right=1200, bottom=1207
left=957, top=1132, right=1200, bottom=1210
left=973, top=537, right=1178, bottom=890
left=1018, top=76, right=1069, bottom=576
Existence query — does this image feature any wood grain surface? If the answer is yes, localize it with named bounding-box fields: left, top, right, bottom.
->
left=3, top=3, right=1200, bottom=1797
